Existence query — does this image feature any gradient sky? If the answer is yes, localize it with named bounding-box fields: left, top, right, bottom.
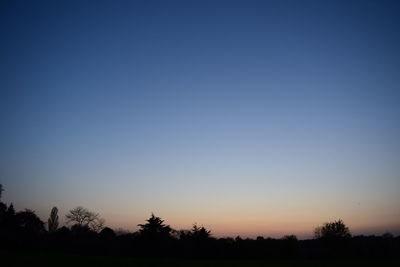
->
left=1, top=0, right=400, bottom=238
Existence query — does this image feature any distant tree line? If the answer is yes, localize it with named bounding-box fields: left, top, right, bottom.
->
left=0, top=184, right=399, bottom=259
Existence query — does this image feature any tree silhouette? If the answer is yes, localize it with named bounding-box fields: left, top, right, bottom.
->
left=7, top=203, right=15, bottom=217
left=99, top=227, right=116, bottom=240
left=0, top=184, right=3, bottom=200
left=282, top=235, right=297, bottom=241
left=0, top=201, right=6, bottom=217
left=314, top=219, right=351, bottom=239
left=138, top=213, right=172, bottom=240
left=0, top=185, right=6, bottom=222
left=66, top=206, right=105, bottom=232
left=1, top=183, right=399, bottom=261
left=0, top=203, right=17, bottom=232
left=190, top=223, right=211, bottom=240
left=48, top=206, right=59, bottom=232
left=16, top=209, right=45, bottom=234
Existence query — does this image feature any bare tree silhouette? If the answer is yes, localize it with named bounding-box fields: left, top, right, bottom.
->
left=66, top=206, right=105, bottom=232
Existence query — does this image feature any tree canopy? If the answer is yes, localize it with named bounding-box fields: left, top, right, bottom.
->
left=314, top=219, right=351, bottom=239
left=66, top=206, right=105, bottom=232
left=138, top=213, right=172, bottom=240
left=16, top=209, right=45, bottom=234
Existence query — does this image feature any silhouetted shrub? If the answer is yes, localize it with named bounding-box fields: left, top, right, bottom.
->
left=315, top=219, right=351, bottom=239
left=99, top=227, right=116, bottom=240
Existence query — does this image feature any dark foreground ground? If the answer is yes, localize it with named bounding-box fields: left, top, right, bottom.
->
left=1, top=251, right=399, bottom=267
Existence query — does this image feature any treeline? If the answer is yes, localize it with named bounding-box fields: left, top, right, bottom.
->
left=0, top=184, right=399, bottom=259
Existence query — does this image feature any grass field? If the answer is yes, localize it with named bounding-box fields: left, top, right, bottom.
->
left=1, top=251, right=399, bottom=267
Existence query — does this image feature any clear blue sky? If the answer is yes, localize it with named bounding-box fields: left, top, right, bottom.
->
left=1, top=0, right=399, bottom=238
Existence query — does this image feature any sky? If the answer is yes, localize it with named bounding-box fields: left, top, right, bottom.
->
left=1, top=0, right=399, bottom=239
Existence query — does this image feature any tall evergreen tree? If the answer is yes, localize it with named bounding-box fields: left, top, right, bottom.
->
left=138, top=213, right=172, bottom=240
left=48, top=206, right=59, bottom=232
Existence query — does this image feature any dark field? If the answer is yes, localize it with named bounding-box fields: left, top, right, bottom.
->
left=1, top=251, right=399, bottom=267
